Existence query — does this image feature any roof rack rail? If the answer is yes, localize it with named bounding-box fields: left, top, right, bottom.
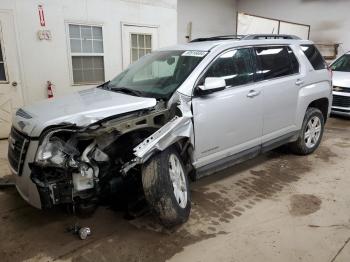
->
left=241, top=34, right=301, bottom=40
left=190, top=34, right=301, bottom=43
left=190, top=35, right=244, bottom=42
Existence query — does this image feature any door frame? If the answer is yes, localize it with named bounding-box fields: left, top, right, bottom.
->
left=0, top=9, right=25, bottom=103
left=120, top=22, right=159, bottom=69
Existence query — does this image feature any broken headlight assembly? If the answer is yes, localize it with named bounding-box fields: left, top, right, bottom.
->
left=35, top=137, right=68, bottom=165
left=35, top=129, right=79, bottom=166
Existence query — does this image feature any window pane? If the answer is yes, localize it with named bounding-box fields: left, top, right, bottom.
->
left=70, top=39, right=82, bottom=52
left=204, top=48, right=254, bottom=87
left=92, top=56, right=104, bottom=69
left=83, top=69, right=95, bottom=82
left=72, top=56, right=82, bottom=70
left=139, top=49, right=146, bottom=59
left=301, top=44, right=327, bottom=70
left=132, top=48, right=138, bottom=62
left=93, top=40, right=103, bottom=53
left=131, top=34, right=138, bottom=48
left=0, top=43, right=3, bottom=61
left=81, top=26, right=92, bottom=39
left=255, top=46, right=294, bottom=80
left=94, top=68, right=105, bottom=82
left=145, top=35, right=152, bottom=48
left=0, top=63, right=6, bottom=81
left=73, top=69, right=83, bottom=83
left=139, top=35, right=145, bottom=48
left=82, top=39, right=93, bottom=53
left=92, top=27, right=102, bottom=40
left=69, top=24, right=80, bottom=38
left=72, top=56, right=104, bottom=84
left=81, top=56, right=94, bottom=69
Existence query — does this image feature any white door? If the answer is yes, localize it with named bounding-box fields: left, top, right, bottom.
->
left=121, top=24, right=158, bottom=69
left=0, top=11, right=23, bottom=138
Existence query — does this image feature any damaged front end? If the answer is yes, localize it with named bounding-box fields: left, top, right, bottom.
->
left=29, top=96, right=194, bottom=211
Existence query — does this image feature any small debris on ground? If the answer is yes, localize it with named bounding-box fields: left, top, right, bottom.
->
left=66, top=223, right=92, bottom=240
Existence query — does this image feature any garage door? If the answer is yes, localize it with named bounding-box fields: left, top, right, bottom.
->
left=0, top=11, right=24, bottom=138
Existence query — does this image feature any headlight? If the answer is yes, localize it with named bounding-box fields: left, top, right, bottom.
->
left=35, top=129, right=77, bottom=166
left=35, top=137, right=67, bottom=165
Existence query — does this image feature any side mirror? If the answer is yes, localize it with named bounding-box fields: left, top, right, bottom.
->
left=198, top=77, right=226, bottom=95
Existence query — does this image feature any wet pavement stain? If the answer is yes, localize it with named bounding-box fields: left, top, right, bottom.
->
left=289, top=194, right=322, bottom=216
left=314, top=147, right=337, bottom=162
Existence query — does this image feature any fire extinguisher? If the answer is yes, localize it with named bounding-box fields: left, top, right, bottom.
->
left=47, top=81, right=54, bottom=99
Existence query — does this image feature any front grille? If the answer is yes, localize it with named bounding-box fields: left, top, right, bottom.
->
left=333, top=86, right=350, bottom=93
left=332, top=95, right=350, bottom=108
left=8, top=127, right=30, bottom=175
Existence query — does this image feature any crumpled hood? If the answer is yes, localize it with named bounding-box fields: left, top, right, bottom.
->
left=13, top=88, right=157, bottom=137
left=333, top=71, right=350, bottom=88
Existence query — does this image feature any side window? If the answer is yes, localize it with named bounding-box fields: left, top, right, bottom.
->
left=287, top=47, right=300, bottom=74
left=301, top=44, right=327, bottom=70
left=255, top=46, right=297, bottom=80
left=203, top=48, right=254, bottom=87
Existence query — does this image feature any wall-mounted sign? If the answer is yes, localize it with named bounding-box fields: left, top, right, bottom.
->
left=37, top=30, right=52, bottom=40
left=38, top=5, right=46, bottom=27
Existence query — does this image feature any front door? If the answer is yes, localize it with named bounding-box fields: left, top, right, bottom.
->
left=121, top=24, right=158, bottom=69
left=0, top=11, right=23, bottom=138
left=192, top=48, right=263, bottom=168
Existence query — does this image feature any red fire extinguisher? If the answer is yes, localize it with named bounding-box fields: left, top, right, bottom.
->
left=47, top=81, right=54, bottom=99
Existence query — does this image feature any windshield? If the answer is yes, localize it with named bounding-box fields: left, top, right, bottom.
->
left=106, top=50, right=206, bottom=99
left=331, top=54, right=350, bottom=72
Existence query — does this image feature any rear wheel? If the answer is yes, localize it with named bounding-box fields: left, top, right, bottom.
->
left=142, top=146, right=191, bottom=227
left=290, top=107, right=324, bottom=155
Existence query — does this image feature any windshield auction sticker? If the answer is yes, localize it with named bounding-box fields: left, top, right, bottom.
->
left=182, top=51, right=208, bottom=57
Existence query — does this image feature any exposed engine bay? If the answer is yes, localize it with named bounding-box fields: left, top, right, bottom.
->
left=28, top=96, right=194, bottom=213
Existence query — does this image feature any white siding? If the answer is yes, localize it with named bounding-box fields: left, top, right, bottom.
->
left=178, top=0, right=237, bottom=43
left=0, top=0, right=177, bottom=104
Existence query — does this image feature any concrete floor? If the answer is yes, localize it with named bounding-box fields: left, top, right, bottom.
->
left=1, top=117, right=350, bottom=262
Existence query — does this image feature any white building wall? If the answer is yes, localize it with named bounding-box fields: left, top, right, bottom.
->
left=0, top=0, right=177, bottom=104
left=177, top=0, right=237, bottom=43
left=237, top=0, right=350, bottom=55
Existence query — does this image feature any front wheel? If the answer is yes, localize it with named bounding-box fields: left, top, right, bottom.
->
left=290, top=107, right=325, bottom=155
left=142, top=146, right=191, bottom=227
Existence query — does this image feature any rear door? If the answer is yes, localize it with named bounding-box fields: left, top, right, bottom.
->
left=252, top=45, right=303, bottom=143
left=192, top=48, right=263, bottom=168
left=0, top=11, right=24, bottom=138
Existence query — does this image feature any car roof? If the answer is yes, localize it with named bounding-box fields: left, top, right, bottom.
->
left=158, top=38, right=314, bottom=52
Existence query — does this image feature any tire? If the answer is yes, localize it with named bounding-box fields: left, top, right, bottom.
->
left=142, top=146, right=191, bottom=227
left=290, top=107, right=325, bottom=155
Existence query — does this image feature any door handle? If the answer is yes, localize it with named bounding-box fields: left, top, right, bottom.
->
left=295, top=79, right=304, bottom=86
left=11, top=81, right=18, bottom=87
left=247, top=90, right=260, bottom=98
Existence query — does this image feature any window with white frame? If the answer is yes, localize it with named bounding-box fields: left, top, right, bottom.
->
left=68, top=24, right=105, bottom=84
left=0, top=41, right=7, bottom=81
left=131, top=34, right=152, bottom=63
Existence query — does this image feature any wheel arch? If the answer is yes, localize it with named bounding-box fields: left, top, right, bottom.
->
left=307, top=97, right=329, bottom=123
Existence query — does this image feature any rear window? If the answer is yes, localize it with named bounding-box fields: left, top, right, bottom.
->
left=254, top=46, right=299, bottom=80
left=301, top=44, right=327, bottom=70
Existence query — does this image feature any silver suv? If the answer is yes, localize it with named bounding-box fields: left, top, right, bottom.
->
left=8, top=35, right=332, bottom=227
